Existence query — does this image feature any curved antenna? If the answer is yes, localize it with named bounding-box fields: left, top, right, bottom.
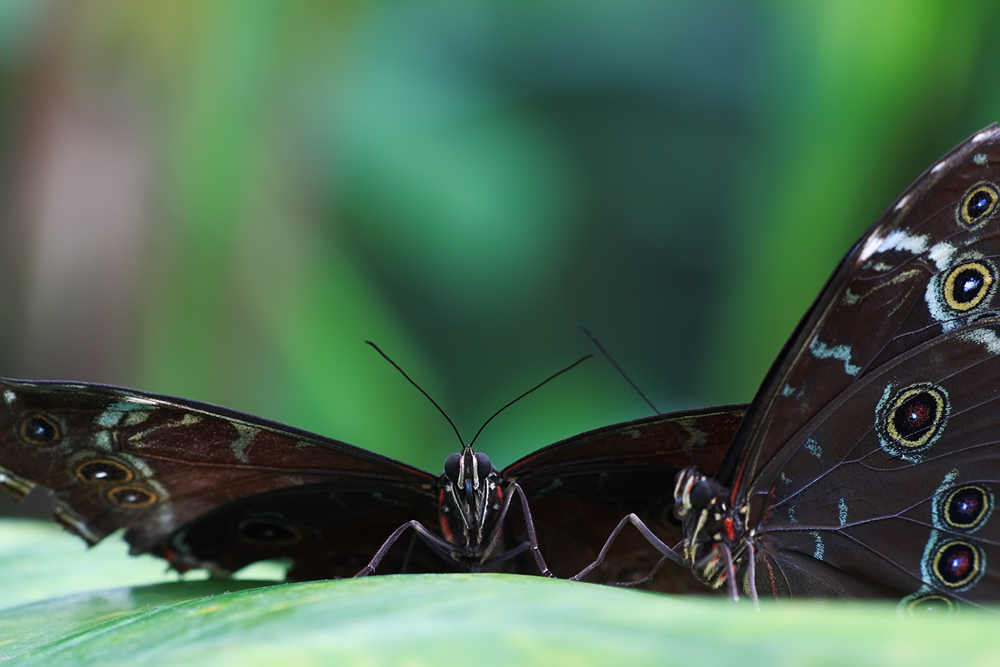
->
left=365, top=341, right=466, bottom=447
left=574, top=323, right=659, bottom=414
left=468, top=354, right=593, bottom=449
left=575, top=323, right=699, bottom=467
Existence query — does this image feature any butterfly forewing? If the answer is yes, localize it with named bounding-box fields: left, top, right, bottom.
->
left=724, top=124, right=1000, bottom=496
left=0, top=374, right=746, bottom=587
left=0, top=378, right=436, bottom=563
left=688, top=123, right=1000, bottom=607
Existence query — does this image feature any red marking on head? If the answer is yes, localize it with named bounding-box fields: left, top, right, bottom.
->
left=724, top=517, right=735, bottom=542
left=437, top=489, right=455, bottom=543
left=440, top=520, right=454, bottom=544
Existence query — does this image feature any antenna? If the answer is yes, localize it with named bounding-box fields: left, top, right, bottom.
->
left=467, top=354, right=593, bottom=448
left=574, top=323, right=659, bottom=414
left=365, top=341, right=466, bottom=447
left=367, top=342, right=593, bottom=451
left=574, top=324, right=699, bottom=466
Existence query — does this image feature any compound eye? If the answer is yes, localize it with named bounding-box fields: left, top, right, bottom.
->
left=474, top=452, right=492, bottom=480
left=444, top=453, right=461, bottom=484
left=688, top=480, right=714, bottom=512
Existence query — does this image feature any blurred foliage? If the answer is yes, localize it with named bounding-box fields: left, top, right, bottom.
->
left=0, top=0, right=998, bottom=499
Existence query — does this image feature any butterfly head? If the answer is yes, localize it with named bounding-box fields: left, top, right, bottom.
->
left=673, top=468, right=747, bottom=589
left=438, top=447, right=503, bottom=554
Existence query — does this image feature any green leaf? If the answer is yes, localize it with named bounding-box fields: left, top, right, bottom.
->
left=1, top=520, right=999, bottom=665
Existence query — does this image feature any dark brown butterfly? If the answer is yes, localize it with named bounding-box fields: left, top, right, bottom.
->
left=651, top=123, right=1000, bottom=610
left=0, top=373, right=743, bottom=593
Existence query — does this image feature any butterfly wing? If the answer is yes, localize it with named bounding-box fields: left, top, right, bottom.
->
left=504, top=405, right=745, bottom=592
left=723, top=124, right=1000, bottom=495
left=749, top=319, right=1000, bottom=607
left=712, top=124, right=1000, bottom=604
left=0, top=377, right=439, bottom=576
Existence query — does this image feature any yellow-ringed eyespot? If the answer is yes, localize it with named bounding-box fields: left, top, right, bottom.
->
left=16, top=413, right=61, bottom=446
left=942, top=261, right=995, bottom=311
left=76, top=459, right=134, bottom=484
left=903, top=594, right=954, bottom=615
left=107, top=485, right=157, bottom=508
left=931, top=539, right=983, bottom=589
left=876, top=383, right=949, bottom=461
left=938, top=484, right=993, bottom=532
left=957, top=182, right=1000, bottom=229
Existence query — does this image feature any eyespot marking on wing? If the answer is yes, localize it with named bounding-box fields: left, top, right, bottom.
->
left=942, top=261, right=995, bottom=311
left=875, top=382, right=949, bottom=461
left=926, top=257, right=998, bottom=327
left=76, top=459, right=134, bottom=484
left=899, top=591, right=955, bottom=615
left=107, top=485, right=158, bottom=508
left=16, top=413, right=62, bottom=447
left=938, top=485, right=993, bottom=532
left=956, top=182, right=1000, bottom=229
left=930, top=539, right=984, bottom=590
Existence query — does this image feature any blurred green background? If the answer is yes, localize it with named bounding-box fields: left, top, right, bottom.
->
left=0, top=0, right=997, bottom=516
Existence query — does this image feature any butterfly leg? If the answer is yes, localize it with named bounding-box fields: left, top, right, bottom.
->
left=746, top=541, right=759, bottom=608
left=476, top=482, right=554, bottom=576
left=719, top=543, right=738, bottom=602
left=570, top=513, right=686, bottom=583
left=354, top=520, right=459, bottom=577
left=509, top=482, right=553, bottom=577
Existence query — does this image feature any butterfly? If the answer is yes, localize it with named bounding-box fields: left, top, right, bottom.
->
left=632, top=123, right=1000, bottom=610
left=0, top=369, right=743, bottom=593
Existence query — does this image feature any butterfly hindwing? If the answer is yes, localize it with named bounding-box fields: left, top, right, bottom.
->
left=751, top=319, right=1000, bottom=604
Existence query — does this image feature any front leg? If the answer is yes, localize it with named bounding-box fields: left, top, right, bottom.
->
left=476, top=481, right=554, bottom=576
